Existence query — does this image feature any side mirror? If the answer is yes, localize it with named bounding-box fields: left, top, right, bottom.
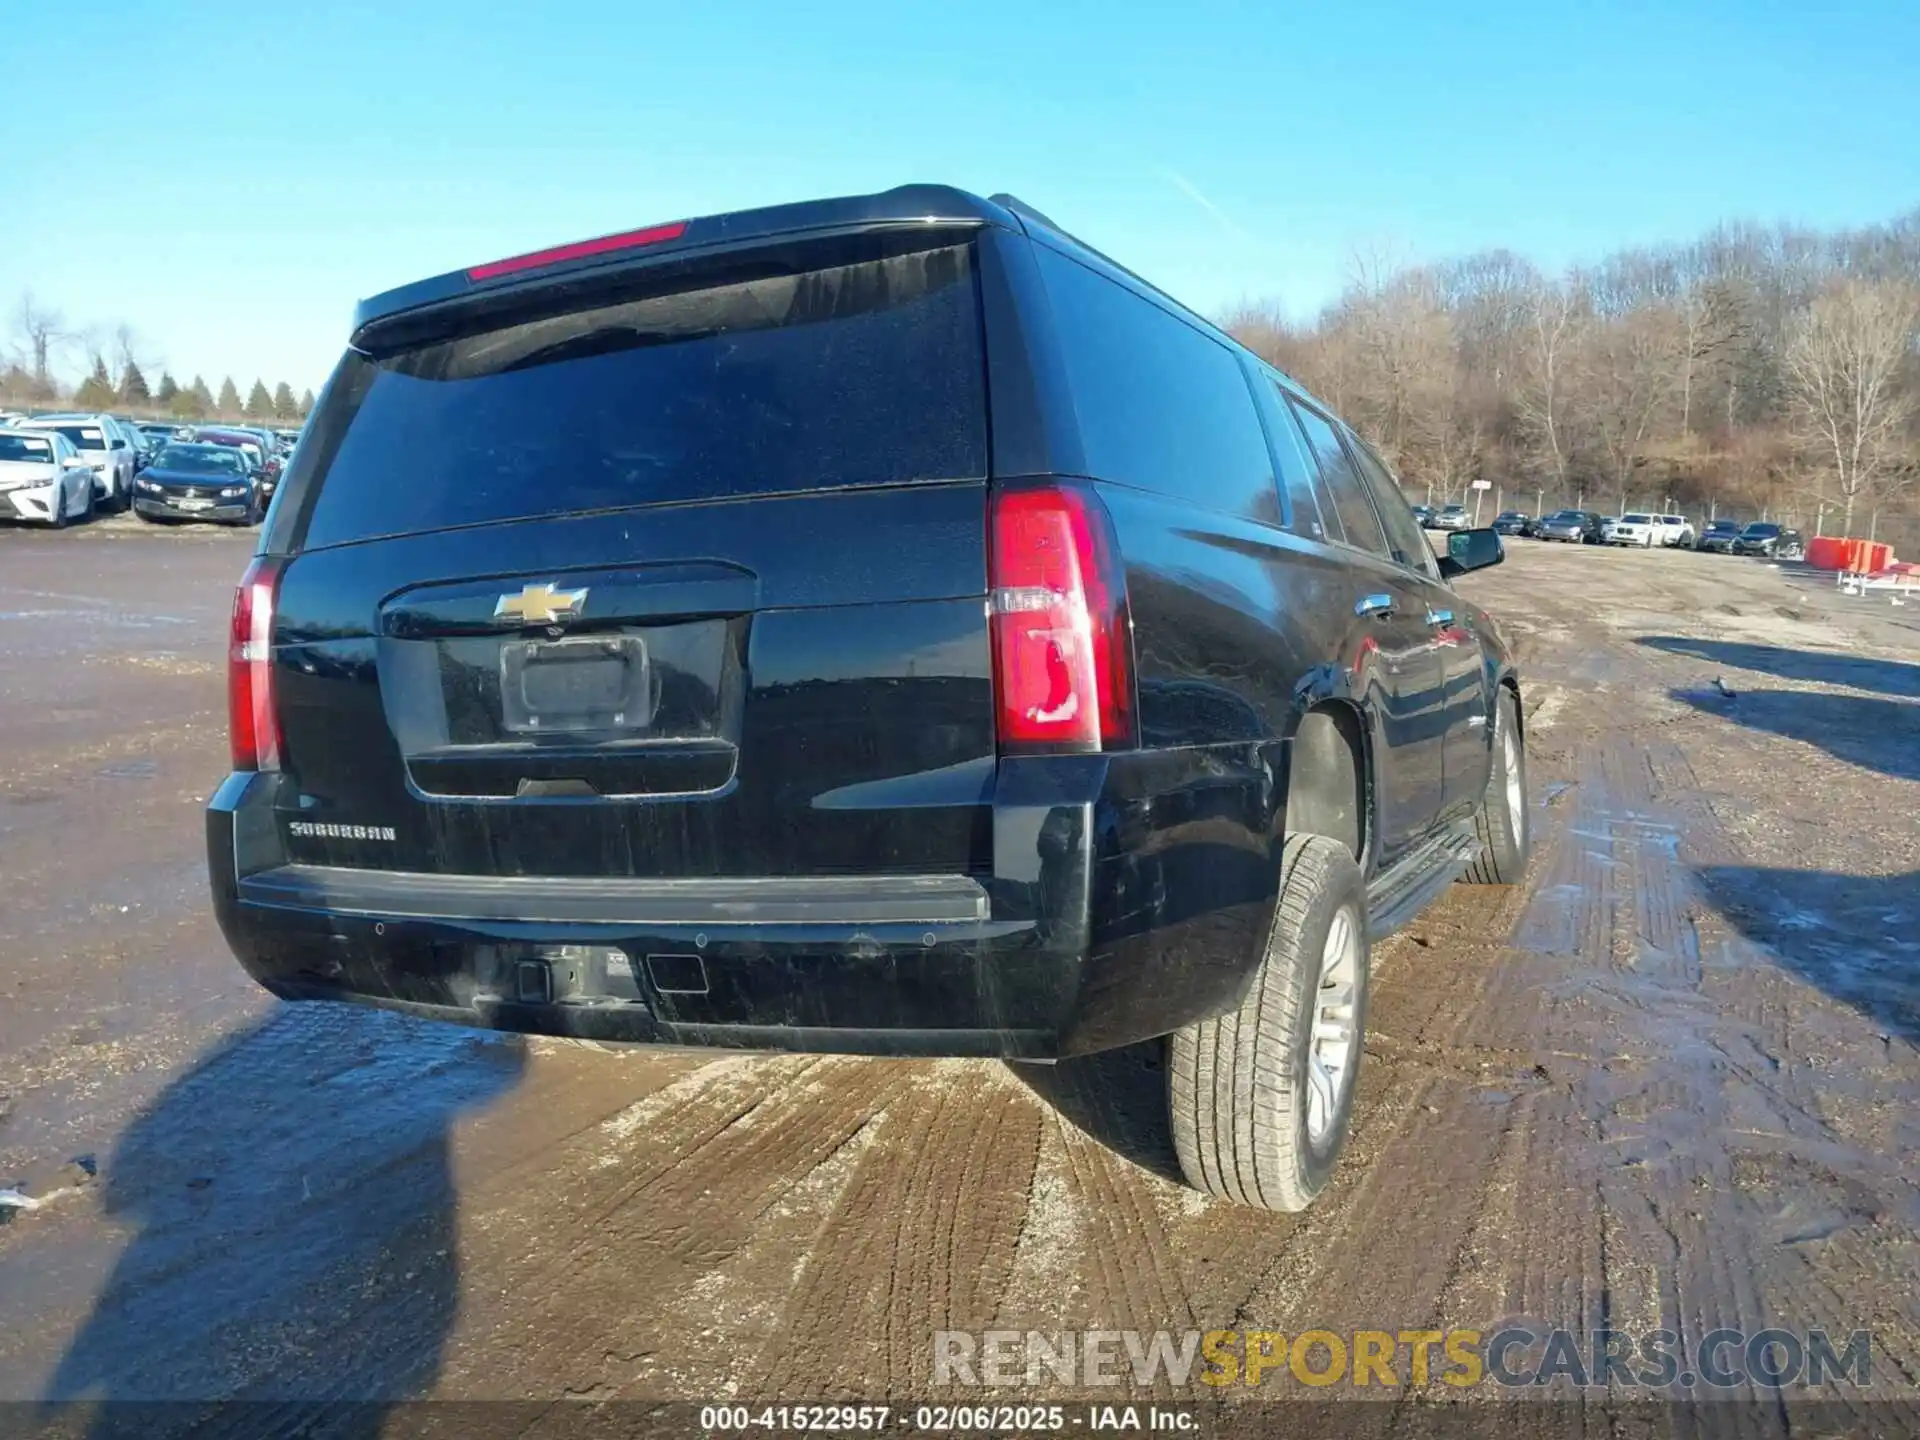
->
left=1440, top=527, right=1504, bottom=578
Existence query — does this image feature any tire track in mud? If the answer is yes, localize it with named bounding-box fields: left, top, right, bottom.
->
left=1484, top=630, right=1920, bottom=1410
left=748, top=1062, right=1044, bottom=1397
left=450, top=1055, right=927, bottom=1397
left=1048, top=1086, right=1195, bottom=1355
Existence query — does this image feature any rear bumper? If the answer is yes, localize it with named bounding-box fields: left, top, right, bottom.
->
left=207, top=745, right=1284, bottom=1059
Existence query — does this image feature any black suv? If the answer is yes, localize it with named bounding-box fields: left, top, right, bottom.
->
left=1731, top=523, right=1805, bottom=559
left=207, top=187, right=1529, bottom=1212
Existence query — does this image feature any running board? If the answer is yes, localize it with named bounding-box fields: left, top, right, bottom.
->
left=1365, top=823, right=1481, bottom=940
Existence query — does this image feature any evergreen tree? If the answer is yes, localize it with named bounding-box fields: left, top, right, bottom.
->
left=74, top=355, right=117, bottom=410
left=187, top=375, right=216, bottom=418
left=245, top=379, right=273, bottom=419
left=155, top=371, right=180, bottom=406
left=217, top=376, right=241, bottom=415
left=119, top=360, right=152, bottom=408
left=298, top=387, right=316, bottom=417
left=272, top=381, right=297, bottom=419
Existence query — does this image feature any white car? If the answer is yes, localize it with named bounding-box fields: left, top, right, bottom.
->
left=10, top=414, right=135, bottom=512
left=1607, top=512, right=1658, bottom=546
left=1656, top=514, right=1696, bottom=547
left=0, top=428, right=96, bottom=527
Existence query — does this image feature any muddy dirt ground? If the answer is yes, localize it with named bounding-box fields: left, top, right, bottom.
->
left=0, top=515, right=1915, bottom=1431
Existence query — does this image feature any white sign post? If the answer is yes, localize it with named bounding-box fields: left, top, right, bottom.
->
left=1470, top=478, right=1492, bottom=525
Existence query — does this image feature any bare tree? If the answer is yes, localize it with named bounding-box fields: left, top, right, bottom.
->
left=1573, top=308, right=1681, bottom=501
left=12, top=293, right=70, bottom=387
left=1782, top=278, right=1920, bottom=532
left=1514, top=281, right=1582, bottom=490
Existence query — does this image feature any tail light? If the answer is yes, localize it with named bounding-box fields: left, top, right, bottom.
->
left=989, top=482, right=1135, bottom=752
left=229, top=556, right=284, bottom=771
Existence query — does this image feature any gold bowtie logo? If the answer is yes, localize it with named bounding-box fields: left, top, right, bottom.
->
left=494, top=582, right=589, bottom=626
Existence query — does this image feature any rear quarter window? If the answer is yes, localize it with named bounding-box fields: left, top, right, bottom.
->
left=293, top=242, right=987, bottom=549
left=1033, top=242, right=1276, bottom=523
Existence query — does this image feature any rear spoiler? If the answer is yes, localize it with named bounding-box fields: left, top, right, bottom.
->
left=350, top=184, right=1031, bottom=351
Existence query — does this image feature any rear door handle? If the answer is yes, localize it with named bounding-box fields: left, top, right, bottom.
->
left=1355, top=593, right=1393, bottom=618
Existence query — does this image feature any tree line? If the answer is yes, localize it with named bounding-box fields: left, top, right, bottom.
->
left=2, top=295, right=315, bottom=425
left=1228, top=208, right=1920, bottom=545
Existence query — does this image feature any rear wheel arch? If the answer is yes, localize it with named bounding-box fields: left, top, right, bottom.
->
left=1285, top=703, right=1369, bottom=866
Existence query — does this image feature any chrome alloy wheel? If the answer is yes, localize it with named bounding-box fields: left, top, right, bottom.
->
left=1306, top=905, right=1361, bottom=1143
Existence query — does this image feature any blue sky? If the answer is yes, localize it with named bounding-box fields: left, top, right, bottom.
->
left=5, top=0, right=1917, bottom=394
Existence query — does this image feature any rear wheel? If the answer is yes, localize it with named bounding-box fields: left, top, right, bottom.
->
left=1463, top=688, right=1528, bottom=884
left=1169, top=834, right=1370, bottom=1212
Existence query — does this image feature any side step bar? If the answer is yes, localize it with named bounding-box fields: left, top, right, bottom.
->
left=1365, top=823, right=1482, bottom=940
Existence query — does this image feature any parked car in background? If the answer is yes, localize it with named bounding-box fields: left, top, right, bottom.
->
left=1491, top=511, right=1531, bottom=536
left=0, top=428, right=95, bottom=527
left=126, top=421, right=161, bottom=471
left=206, top=184, right=1530, bottom=1215
left=1696, top=519, right=1742, bottom=553
left=1430, top=503, right=1471, bottom=530
left=1656, top=514, right=1695, bottom=547
left=134, top=442, right=262, bottom=524
left=1607, top=512, right=1658, bottom=547
left=194, top=427, right=282, bottom=502
left=10, top=414, right=134, bottom=512
left=136, top=421, right=185, bottom=450
left=1732, top=523, right=1805, bottom=559
left=1410, top=503, right=1436, bottom=527
left=1536, top=509, right=1604, bottom=543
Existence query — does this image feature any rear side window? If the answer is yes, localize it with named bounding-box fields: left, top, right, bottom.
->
left=1034, top=243, right=1275, bottom=522
left=1287, top=401, right=1390, bottom=559
left=1257, top=378, right=1328, bottom=541
left=1345, top=433, right=1437, bottom=579
left=295, top=243, right=986, bottom=549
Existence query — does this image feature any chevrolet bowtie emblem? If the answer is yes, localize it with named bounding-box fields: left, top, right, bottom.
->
left=494, top=582, right=589, bottom=626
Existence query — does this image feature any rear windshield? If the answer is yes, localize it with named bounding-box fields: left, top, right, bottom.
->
left=0, top=434, right=55, bottom=462
left=294, top=242, right=986, bottom=549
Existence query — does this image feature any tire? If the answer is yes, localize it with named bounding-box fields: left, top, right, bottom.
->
left=51, top=480, right=70, bottom=528
left=77, top=478, right=95, bottom=523
left=1463, top=688, right=1529, bottom=884
left=1170, top=833, right=1370, bottom=1212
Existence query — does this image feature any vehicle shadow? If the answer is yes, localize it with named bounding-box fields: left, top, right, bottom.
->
left=1691, top=866, right=1920, bottom=1043
left=1006, top=1040, right=1185, bottom=1186
left=37, top=1004, right=523, bottom=1438
left=1666, top=686, right=1920, bottom=782
left=1638, top=635, right=1920, bottom=698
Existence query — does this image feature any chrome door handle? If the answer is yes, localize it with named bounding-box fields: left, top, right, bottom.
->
left=1425, top=607, right=1454, bottom=627
left=1355, top=593, right=1393, bottom=618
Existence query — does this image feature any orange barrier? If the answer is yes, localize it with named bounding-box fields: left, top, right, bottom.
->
left=1806, top=536, right=1848, bottom=570
left=1804, top=536, right=1893, bottom=572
